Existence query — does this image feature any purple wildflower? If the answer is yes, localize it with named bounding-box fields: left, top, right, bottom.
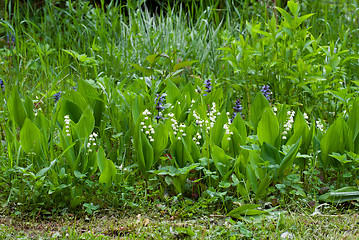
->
left=53, top=91, right=62, bottom=103
left=6, top=33, right=15, bottom=47
left=0, top=79, right=4, bottom=91
left=203, top=79, right=212, bottom=96
left=261, top=85, right=272, bottom=101
left=154, top=94, right=166, bottom=122
left=231, top=99, right=243, bottom=122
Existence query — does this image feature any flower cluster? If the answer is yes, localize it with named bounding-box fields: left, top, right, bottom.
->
left=192, top=132, right=202, bottom=145
left=231, top=99, right=243, bottom=122
left=87, top=132, right=98, bottom=152
left=193, top=110, right=204, bottom=127
left=54, top=91, right=62, bottom=103
left=206, top=102, right=220, bottom=131
left=168, top=113, right=186, bottom=140
left=6, top=33, right=15, bottom=47
left=0, top=78, right=4, bottom=91
left=303, top=112, right=309, bottom=124
left=204, top=79, right=212, bottom=96
left=282, top=110, right=295, bottom=139
left=316, top=118, right=325, bottom=132
left=140, top=109, right=155, bottom=142
left=64, top=115, right=71, bottom=137
left=223, top=123, right=234, bottom=140
left=261, top=85, right=272, bottom=101
left=155, top=94, right=166, bottom=122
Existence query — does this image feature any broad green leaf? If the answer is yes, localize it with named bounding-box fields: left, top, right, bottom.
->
left=70, top=185, right=84, bottom=207
left=211, top=144, right=231, bottom=177
left=146, top=53, right=163, bottom=65
left=261, top=142, right=281, bottom=165
left=131, top=63, right=154, bottom=76
left=321, top=117, right=353, bottom=169
left=287, top=0, right=299, bottom=16
left=8, top=87, right=27, bottom=128
left=348, top=101, right=359, bottom=151
left=227, top=204, right=267, bottom=219
left=93, top=96, right=105, bottom=128
left=34, top=112, right=50, bottom=143
left=99, top=159, right=117, bottom=186
left=276, top=7, right=294, bottom=29
left=277, top=138, right=302, bottom=179
left=250, top=92, right=270, bottom=132
left=171, top=138, right=193, bottom=168
left=20, top=118, right=44, bottom=157
left=64, top=90, right=88, bottom=111
left=257, top=108, right=279, bottom=146
left=318, top=186, right=359, bottom=203
left=165, top=80, right=182, bottom=105
left=141, top=131, right=154, bottom=170
left=329, top=152, right=351, bottom=165
left=246, top=164, right=259, bottom=193
left=75, top=106, right=95, bottom=140
left=36, top=159, right=57, bottom=178
left=210, top=111, right=228, bottom=147
left=58, top=99, right=83, bottom=124
left=296, top=14, right=315, bottom=27
left=173, top=60, right=198, bottom=72
left=255, top=173, right=272, bottom=199
left=78, top=79, right=100, bottom=104
left=231, top=113, right=247, bottom=146
left=24, top=95, right=34, bottom=121
left=97, top=146, right=107, bottom=173
left=153, top=122, right=168, bottom=164
left=133, top=127, right=147, bottom=176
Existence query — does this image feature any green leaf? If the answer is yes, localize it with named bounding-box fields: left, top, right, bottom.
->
left=20, top=118, right=44, bottom=157
left=131, top=63, right=154, bottom=76
left=211, top=144, right=232, bottom=177
left=296, top=13, right=315, bottom=27
left=171, top=138, right=193, bottom=168
left=36, top=159, right=57, bottom=178
left=227, top=204, right=267, bottom=219
left=97, top=146, right=106, bottom=173
left=133, top=126, right=146, bottom=176
left=250, top=92, right=270, bottom=132
left=141, top=131, right=154, bottom=170
left=173, top=60, right=198, bottom=72
left=255, top=173, right=272, bottom=199
left=99, top=159, right=117, bottom=186
left=320, top=117, right=353, bottom=169
left=287, top=0, right=299, bottom=16
left=153, top=122, right=169, bottom=164
left=261, top=142, right=281, bottom=165
left=8, top=87, right=27, bottom=128
left=318, top=186, right=359, bottom=203
left=58, top=99, right=83, bottom=124
left=24, top=95, right=34, bottom=121
left=348, top=101, right=359, bottom=151
left=277, top=138, right=302, bottom=179
left=165, top=80, right=182, bottom=105
left=257, top=108, right=279, bottom=146
left=210, top=111, right=228, bottom=147
left=78, top=79, right=100, bottom=104
left=75, top=106, right=95, bottom=140
left=93, top=96, right=105, bottom=128
left=276, top=7, right=294, bottom=29
left=329, top=152, right=351, bottom=165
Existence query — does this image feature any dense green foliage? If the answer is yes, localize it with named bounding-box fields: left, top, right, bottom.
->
left=0, top=0, right=359, bottom=218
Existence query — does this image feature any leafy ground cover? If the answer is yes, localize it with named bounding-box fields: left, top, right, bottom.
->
left=1, top=206, right=359, bottom=239
left=0, top=0, right=359, bottom=238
